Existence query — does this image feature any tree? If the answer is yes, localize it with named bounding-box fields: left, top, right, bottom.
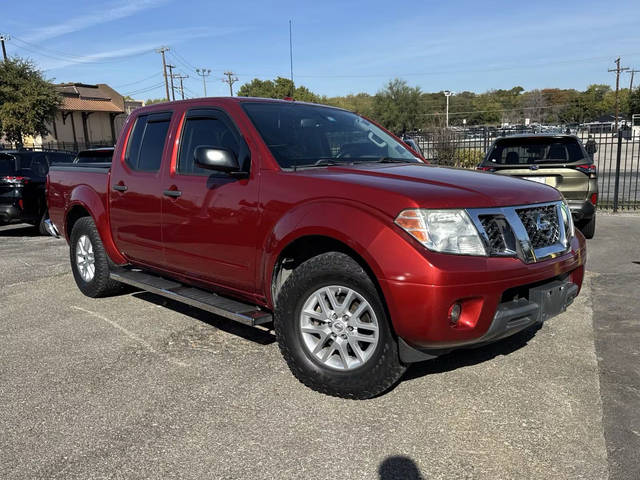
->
left=371, top=79, right=423, bottom=133
left=325, top=93, right=374, bottom=117
left=237, top=77, right=321, bottom=103
left=144, top=98, right=166, bottom=105
left=0, top=58, right=60, bottom=145
left=630, top=88, right=640, bottom=116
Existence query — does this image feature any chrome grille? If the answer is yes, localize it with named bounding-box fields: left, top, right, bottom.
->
left=468, top=201, right=570, bottom=264
left=479, top=215, right=508, bottom=255
left=516, top=205, right=560, bottom=249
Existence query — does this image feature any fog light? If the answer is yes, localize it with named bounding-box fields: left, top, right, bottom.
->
left=448, top=303, right=462, bottom=325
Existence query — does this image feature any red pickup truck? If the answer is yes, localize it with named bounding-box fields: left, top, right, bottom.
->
left=47, top=98, right=586, bottom=399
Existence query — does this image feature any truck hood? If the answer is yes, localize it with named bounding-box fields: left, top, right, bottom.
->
left=296, top=163, right=562, bottom=211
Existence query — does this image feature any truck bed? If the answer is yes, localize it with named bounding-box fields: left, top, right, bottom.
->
left=47, top=164, right=111, bottom=240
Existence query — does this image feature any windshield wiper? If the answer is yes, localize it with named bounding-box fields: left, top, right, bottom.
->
left=362, top=157, right=413, bottom=164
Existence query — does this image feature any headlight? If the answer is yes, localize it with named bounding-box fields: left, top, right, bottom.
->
left=395, top=209, right=487, bottom=256
left=560, top=201, right=574, bottom=239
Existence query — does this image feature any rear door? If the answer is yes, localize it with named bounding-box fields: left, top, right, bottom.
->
left=109, top=111, right=173, bottom=267
left=160, top=107, right=259, bottom=293
left=483, top=138, right=591, bottom=201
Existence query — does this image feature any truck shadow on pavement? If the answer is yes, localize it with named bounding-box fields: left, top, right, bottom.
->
left=402, top=324, right=541, bottom=382
left=131, top=290, right=540, bottom=382
left=0, top=224, right=41, bottom=237
left=131, top=291, right=276, bottom=346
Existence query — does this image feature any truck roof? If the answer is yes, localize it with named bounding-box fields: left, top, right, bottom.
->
left=134, top=97, right=349, bottom=115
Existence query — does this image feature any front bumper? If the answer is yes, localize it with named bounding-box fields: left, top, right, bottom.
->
left=379, top=232, right=586, bottom=354
left=398, top=278, right=580, bottom=362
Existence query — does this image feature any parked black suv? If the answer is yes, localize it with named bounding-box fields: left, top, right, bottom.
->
left=0, top=150, right=75, bottom=233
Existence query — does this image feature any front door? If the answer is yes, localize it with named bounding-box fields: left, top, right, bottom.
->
left=109, top=111, right=173, bottom=268
left=160, top=108, right=260, bottom=294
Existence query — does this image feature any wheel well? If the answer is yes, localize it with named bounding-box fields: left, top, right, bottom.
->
left=65, top=205, right=90, bottom=239
left=271, top=235, right=386, bottom=312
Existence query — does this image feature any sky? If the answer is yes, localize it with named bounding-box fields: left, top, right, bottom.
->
left=3, top=0, right=640, bottom=100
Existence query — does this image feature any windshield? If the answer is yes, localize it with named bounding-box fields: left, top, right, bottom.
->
left=484, top=137, right=590, bottom=166
left=242, top=102, right=419, bottom=169
left=0, top=153, right=17, bottom=176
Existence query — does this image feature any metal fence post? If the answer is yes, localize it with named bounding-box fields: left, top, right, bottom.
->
left=613, top=131, right=623, bottom=212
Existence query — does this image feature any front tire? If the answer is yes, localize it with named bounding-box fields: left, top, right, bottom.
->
left=274, top=252, right=406, bottom=399
left=69, top=217, right=123, bottom=297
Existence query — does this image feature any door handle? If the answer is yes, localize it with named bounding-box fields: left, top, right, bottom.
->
left=112, top=184, right=128, bottom=192
left=163, top=189, right=182, bottom=198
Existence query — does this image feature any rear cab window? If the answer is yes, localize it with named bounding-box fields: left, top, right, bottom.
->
left=484, top=137, right=590, bottom=166
left=75, top=150, right=114, bottom=164
left=125, top=112, right=172, bottom=172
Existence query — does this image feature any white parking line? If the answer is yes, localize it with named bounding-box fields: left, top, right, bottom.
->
left=71, top=305, right=190, bottom=367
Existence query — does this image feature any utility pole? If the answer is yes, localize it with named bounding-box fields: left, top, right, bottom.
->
left=156, top=46, right=170, bottom=101
left=174, top=74, right=189, bottom=100
left=628, top=68, right=640, bottom=92
left=166, top=64, right=176, bottom=101
left=0, top=34, right=10, bottom=62
left=196, top=68, right=211, bottom=97
left=443, top=90, right=454, bottom=128
left=222, top=71, right=238, bottom=96
left=289, top=20, right=294, bottom=97
left=608, top=57, right=629, bottom=132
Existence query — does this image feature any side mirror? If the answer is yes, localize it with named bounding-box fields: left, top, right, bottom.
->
left=194, top=146, right=243, bottom=175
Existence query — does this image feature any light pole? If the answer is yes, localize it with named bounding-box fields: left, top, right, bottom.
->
left=444, top=90, right=455, bottom=128
left=196, top=68, right=211, bottom=97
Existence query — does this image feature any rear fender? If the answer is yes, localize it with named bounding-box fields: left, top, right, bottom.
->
left=68, top=185, right=127, bottom=264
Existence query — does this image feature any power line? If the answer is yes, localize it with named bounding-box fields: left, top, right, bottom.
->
left=608, top=57, right=630, bottom=131
left=196, top=68, right=211, bottom=96
left=122, top=82, right=166, bottom=97
left=170, top=49, right=198, bottom=72
left=114, top=72, right=162, bottom=89
left=222, top=71, right=238, bottom=96
left=12, top=35, right=151, bottom=65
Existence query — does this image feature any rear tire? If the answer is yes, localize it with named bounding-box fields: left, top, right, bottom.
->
left=579, top=214, right=596, bottom=239
left=69, top=217, right=123, bottom=297
left=274, top=252, right=406, bottom=399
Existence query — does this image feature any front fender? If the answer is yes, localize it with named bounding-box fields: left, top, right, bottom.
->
left=68, top=186, right=127, bottom=264
left=261, top=199, right=426, bottom=307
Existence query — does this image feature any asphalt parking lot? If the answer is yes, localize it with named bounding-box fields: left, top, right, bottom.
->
left=1, top=214, right=639, bottom=480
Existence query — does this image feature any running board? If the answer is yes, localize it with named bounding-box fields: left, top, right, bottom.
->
left=110, top=268, right=272, bottom=327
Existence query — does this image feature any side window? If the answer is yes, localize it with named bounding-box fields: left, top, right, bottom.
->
left=125, top=112, right=172, bottom=172
left=178, top=115, right=241, bottom=175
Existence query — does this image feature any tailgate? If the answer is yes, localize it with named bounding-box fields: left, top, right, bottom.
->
left=495, top=166, right=590, bottom=201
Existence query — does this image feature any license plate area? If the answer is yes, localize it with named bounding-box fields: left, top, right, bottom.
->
left=529, top=280, right=578, bottom=322
left=522, top=176, right=548, bottom=184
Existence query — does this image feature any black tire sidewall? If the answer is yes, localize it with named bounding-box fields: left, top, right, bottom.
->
left=275, top=252, right=404, bottom=398
left=69, top=217, right=114, bottom=297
